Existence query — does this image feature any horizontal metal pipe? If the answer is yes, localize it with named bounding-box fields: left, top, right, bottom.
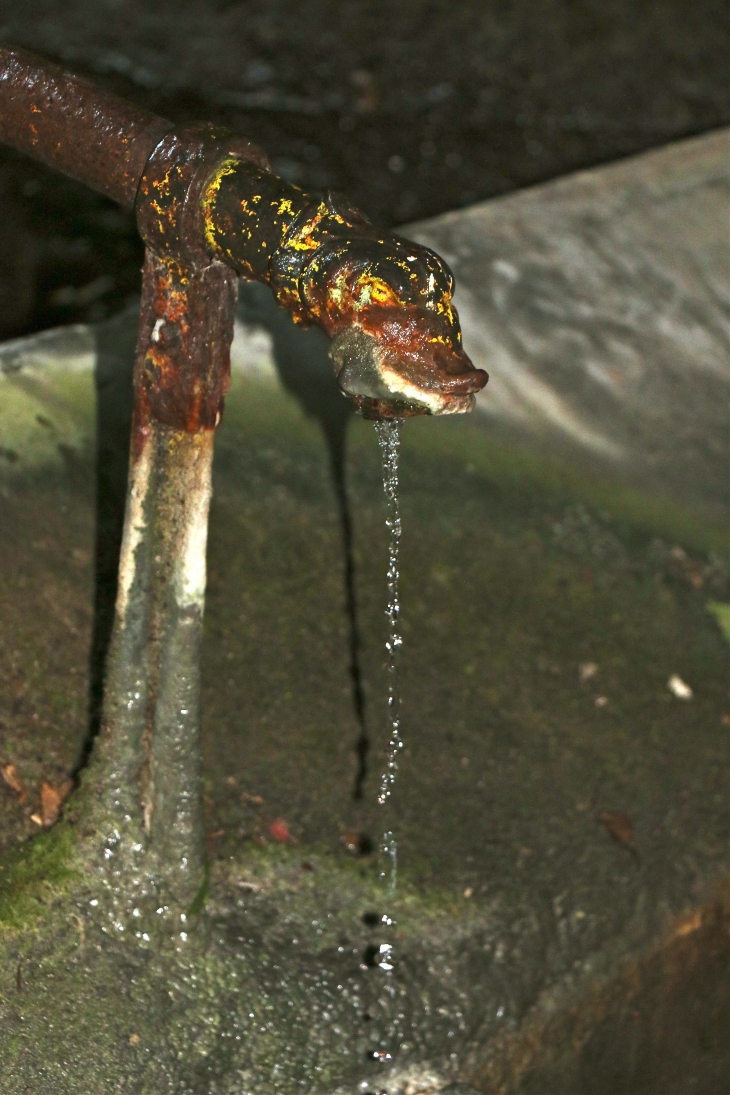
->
left=0, top=45, right=170, bottom=208
left=201, top=157, right=310, bottom=282
left=0, top=46, right=487, bottom=417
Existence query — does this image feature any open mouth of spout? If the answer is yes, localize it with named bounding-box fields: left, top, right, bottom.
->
left=329, top=326, right=487, bottom=419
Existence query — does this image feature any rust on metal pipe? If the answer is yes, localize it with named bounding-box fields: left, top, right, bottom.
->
left=89, top=123, right=272, bottom=906
left=0, top=45, right=487, bottom=418
left=0, top=47, right=488, bottom=911
left=202, top=162, right=488, bottom=416
left=0, top=45, right=170, bottom=208
left=132, top=125, right=269, bottom=438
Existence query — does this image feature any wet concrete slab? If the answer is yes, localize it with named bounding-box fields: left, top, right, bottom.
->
left=0, top=133, right=727, bottom=1093
left=411, top=128, right=730, bottom=523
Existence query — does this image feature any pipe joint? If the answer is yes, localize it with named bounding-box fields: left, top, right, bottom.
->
left=135, top=124, right=269, bottom=270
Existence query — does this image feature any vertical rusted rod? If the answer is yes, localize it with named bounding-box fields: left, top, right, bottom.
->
left=0, top=47, right=485, bottom=920
left=84, top=249, right=239, bottom=913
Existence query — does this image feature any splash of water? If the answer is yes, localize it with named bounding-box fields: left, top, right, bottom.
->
left=374, top=417, right=403, bottom=896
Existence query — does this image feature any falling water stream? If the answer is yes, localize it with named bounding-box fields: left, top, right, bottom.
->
left=368, top=417, right=405, bottom=1073
left=375, top=417, right=403, bottom=901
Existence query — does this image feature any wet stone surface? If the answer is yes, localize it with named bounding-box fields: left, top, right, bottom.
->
left=0, top=315, right=727, bottom=1092
left=0, top=140, right=728, bottom=1091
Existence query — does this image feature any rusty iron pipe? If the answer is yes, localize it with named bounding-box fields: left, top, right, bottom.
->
left=199, top=159, right=488, bottom=416
left=0, top=46, right=170, bottom=207
left=0, top=45, right=487, bottom=419
left=0, top=47, right=487, bottom=914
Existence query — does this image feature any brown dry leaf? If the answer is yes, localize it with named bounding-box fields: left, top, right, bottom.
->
left=599, top=811, right=639, bottom=859
left=1, top=764, right=27, bottom=803
left=687, top=566, right=704, bottom=590
left=40, top=779, right=72, bottom=827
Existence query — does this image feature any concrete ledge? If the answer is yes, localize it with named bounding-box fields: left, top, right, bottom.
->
left=0, top=133, right=727, bottom=1093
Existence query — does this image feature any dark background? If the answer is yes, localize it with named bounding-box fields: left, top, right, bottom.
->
left=0, top=0, right=727, bottom=338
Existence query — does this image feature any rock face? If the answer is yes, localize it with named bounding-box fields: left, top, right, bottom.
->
left=410, top=129, right=730, bottom=525
left=0, top=133, right=727, bottom=1093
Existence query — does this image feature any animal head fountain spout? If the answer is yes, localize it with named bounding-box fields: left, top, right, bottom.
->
left=272, top=193, right=488, bottom=418
left=203, top=171, right=488, bottom=418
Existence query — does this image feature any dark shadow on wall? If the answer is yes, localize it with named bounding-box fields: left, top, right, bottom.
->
left=238, top=281, right=370, bottom=800
left=75, top=309, right=137, bottom=777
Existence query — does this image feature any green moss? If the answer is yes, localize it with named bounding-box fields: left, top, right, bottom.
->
left=0, top=823, right=77, bottom=932
left=708, top=601, right=730, bottom=644
left=187, top=858, right=211, bottom=918
left=394, top=416, right=726, bottom=556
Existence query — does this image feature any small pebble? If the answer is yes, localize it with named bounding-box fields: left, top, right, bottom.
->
left=667, top=674, right=693, bottom=700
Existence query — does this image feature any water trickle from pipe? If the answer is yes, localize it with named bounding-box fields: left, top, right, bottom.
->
left=374, top=418, right=403, bottom=898
left=353, top=415, right=405, bottom=1082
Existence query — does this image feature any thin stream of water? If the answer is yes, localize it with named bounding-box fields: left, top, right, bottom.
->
left=374, top=417, right=403, bottom=898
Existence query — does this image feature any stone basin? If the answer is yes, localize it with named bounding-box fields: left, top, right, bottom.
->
left=0, top=132, right=727, bottom=1093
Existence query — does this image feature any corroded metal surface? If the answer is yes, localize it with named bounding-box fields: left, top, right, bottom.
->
left=0, top=47, right=486, bottom=911
left=133, top=252, right=238, bottom=436
left=206, top=164, right=488, bottom=415
left=0, top=45, right=487, bottom=419
left=0, top=45, right=170, bottom=208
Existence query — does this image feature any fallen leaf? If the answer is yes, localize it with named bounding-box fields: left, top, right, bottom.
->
left=242, top=793, right=264, bottom=805
left=599, top=811, right=639, bottom=859
left=129, top=1033, right=140, bottom=1046
left=40, top=779, right=72, bottom=827
left=687, top=567, right=703, bottom=590
left=1, top=764, right=27, bottom=803
left=268, top=818, right=291, bottom=843
left=675, top=911, right=702, bottom=938
left=236, top=879, right=263, bottom=892
left=667, top=674, right=693, bottom=700
left=30, top=814, right=43, bottom=826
